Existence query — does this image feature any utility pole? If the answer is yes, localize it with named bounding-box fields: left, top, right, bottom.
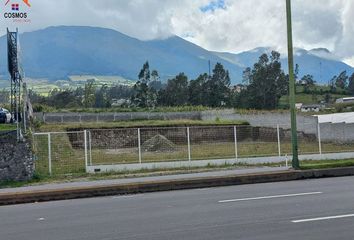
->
left=286, top=0, right=299, bottom=169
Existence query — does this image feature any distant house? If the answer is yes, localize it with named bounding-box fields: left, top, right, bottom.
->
left=335, top=97, right=354, bottom=104
left=232, top=84, right=246, bottom=93
left=297, top=79, right=307, bottom=85
left=295, top=103, right=303, bottom=110
left=300, top=104, right=323, bottom=112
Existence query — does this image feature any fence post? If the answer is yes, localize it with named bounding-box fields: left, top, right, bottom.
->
left=277, top=124, right=281, bottom=157
left=187, top=127, right=191, bottom=162
left=233, top=126, right=238, bottom=160
left=48, top=133, right=52, bottom=176
left=138, top=128, right=142, bottom=164
left=89, top=131, right=92, bottom=166
left=23, top=106, right=27, bottom=133
left=318, top=122, right=322, bottom=155
left=84, top=130, right=88, bottom=172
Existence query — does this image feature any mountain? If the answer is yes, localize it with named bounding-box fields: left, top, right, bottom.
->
left=0, top=26, right=243, bottom=82
left=214, top=47, right=354, bottom=84
left=0, top=26, right=353, bottom=84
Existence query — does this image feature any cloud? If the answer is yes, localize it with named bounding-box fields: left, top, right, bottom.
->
left=0, top=0, right=208, bottom=40
left=0, top=0, right=353, bottom=65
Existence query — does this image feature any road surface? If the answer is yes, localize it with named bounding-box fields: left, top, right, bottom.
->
left=1, top=176, right=354, bottom=240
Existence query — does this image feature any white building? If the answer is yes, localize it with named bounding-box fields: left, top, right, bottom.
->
left=335, top=97, right=354, bottom=104
left=300, top=104, right=322, bottom=112
left=316, top=112, right=354, bottom=124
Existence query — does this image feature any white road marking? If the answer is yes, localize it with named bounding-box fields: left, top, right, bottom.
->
left=112, top=194, right=144, bottom=199
left=37, top=218, right=45, bottom=221
left=218, top=192, right=323, bottom=203
left=292, top=214, right=354, bottom=223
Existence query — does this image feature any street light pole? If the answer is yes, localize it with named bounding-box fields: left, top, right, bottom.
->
left=286, top=0, right=299, bottom=169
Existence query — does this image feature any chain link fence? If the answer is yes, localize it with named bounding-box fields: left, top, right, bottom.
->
left=32, top=123, right=354, bottom=175
left=33, top=131, right=86, bottom=175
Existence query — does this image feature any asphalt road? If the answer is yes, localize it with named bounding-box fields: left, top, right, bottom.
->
left=1, top=177, right=354, bottom=240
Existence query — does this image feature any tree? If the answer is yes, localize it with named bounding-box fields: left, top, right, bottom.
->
left=205, top=62, right=231, bottom=107
left=132, top=81, right=150, bottom=108
left=149, top=70, right=163, bottom=91
left=329, top=75, right=337, bottom=93
left=45, top=88, right=82, bottom=109
left=28, top=89, right=46, bottom=105
left=239, top=51, right=288, bottom=109
left=109, top=85, right=134, bottom=100
left=83, top=79, right=96, bottom=108
left=335, top=71, right=348, bottom=89
left=158, top=73, right=189, bottom=106
left=348, top=73, right=354, bottom=95
left=242, top=67, right=251, bottom=86
left=138, top=61, right=150, bottom=83
left=294, top=64, right=299, bottom=81
left=151, top=70, right=159, bottom=82
left=0, top=89, right=9, bottom=104
left=324, top=93, right=332, bottom=104
left=189, top=73, right=208, bottom=106
left=132, top=61, right=157, bottom=108
left=301, top=74, right=315, bottom=86
left=301, top=74, right=316, bottom=93
left=95, top=85, right=111, bottom=108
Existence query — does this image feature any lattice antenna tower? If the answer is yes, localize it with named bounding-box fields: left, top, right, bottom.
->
left=7, top=28, right=23, bottom=141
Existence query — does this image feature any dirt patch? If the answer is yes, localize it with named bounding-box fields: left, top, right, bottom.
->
left=142, top=134, right=177, bottom=152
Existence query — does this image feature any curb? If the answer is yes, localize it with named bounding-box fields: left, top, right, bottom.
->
left=1, top=167, right=354, bottom=206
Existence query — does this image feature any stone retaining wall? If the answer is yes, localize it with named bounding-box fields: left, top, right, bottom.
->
left=0, top=131, right=34, bottom=182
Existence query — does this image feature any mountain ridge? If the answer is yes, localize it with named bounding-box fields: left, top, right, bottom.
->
left=0, top=26, right=353, bottom=84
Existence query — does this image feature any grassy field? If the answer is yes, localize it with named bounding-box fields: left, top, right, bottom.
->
left=32, top=118, right=354, bottom=176
left=280, top=93, right=348, bottom=105
left=3, top=76, right=136, bottom=96
left=279, top=85, right=349, bottom=106
left=32, top=129, right=354, bottom=176
left=300, top=159, right=354, bottom=170
left=69, top=75, right=134, bottom=86
left=0, top=124, right=16, bottom=131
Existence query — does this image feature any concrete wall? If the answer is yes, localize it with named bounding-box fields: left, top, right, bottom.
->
left=34, top=112, right=202, bottom=123
left=320, top=122, right=354, bottom=143
left=201, top=110, right=318, bottom=135
left=0, top=131, right=34, bottom=181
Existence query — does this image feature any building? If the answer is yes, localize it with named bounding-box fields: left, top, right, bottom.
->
left=316, top=112, right=354, bottom=124
left=335, top=97, right=354, bottom=104
left=300, top=104, right=323, bottom=112
left=295, top=103, right=303, bottom=110
left=232, top=84, right=246, bottom=93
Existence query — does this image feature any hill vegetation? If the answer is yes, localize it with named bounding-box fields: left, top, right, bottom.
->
left=23, top=50, right=354, bottom=113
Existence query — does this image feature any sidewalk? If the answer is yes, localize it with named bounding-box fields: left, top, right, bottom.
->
left=0, top=167, right=289, bottom=194
left=1, top=166, right=354, bottom=206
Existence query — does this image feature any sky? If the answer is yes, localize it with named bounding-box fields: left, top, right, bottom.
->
left=1, top=0, right=354, bottom=66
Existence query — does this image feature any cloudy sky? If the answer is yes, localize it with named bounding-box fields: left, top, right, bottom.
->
left=1, top=0, right=354, bottom=66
